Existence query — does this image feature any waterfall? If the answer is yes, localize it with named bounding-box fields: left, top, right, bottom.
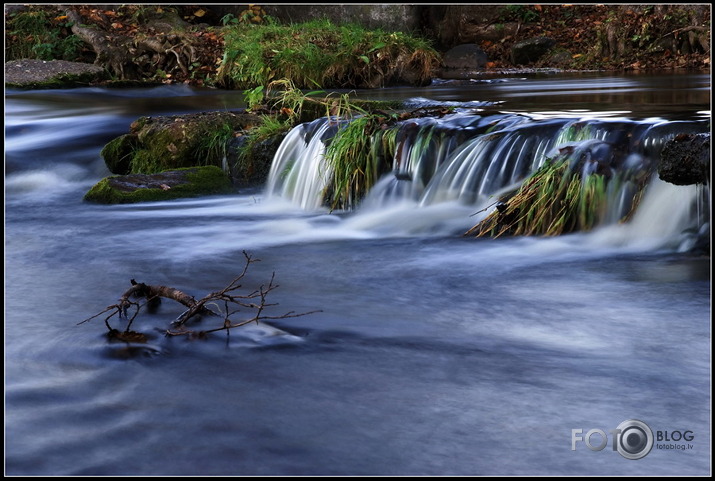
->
left=264, top=107, right=709, bottom=245
left=265, top=117, right=342, bottom=210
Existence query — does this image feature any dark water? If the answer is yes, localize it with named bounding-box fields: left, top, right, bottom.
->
left=4, top=72, right=711, bottom=475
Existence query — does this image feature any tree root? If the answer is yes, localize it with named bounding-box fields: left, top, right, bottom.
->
left=63, top=5, right=214, bottom=82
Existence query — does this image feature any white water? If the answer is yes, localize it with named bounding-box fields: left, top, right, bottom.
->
left=263, top=110, right=709, bottom=254
left=5, top=77, right=711, bottom=477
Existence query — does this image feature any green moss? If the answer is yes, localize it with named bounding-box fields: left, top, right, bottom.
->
left=130, top=149, right=165, bottom=174
left=101, top=134, right=137, bottom=174
left=83, top=166, right=234, bottom=204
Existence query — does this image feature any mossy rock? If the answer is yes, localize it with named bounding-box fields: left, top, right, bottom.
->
left=100, top=111, right=264, bottom=175
left=84, top=166, right=235, bottom=204
left=101, top=134, right=138, bottom=175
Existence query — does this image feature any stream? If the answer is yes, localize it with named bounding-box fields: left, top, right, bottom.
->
left=4, top=71, right=711, bottom=475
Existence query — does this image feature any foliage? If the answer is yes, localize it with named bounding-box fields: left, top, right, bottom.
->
left=502, top=5, right=541, bottom=23
left=243, top=85, right=266, bottom=111
left=324, top=115, right=398, bottom=210
left=466, top=157, right=611, bottom=238
left=216, top=18, right=438, bottom=89
left=193, top=122, right=236, bottom=167
left=5, top=7, right=86, bottom=61
left=221, top=4, right=272, bottom=26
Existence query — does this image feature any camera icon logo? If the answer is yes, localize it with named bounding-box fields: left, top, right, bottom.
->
left=615, top=419, right=654, bottom=460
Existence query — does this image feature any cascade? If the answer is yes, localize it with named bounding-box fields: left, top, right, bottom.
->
left=264, top=107, right=709, bottom=240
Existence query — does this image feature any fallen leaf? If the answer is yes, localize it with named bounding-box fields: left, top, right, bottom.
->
left=194, top=9, right=206, bottom=17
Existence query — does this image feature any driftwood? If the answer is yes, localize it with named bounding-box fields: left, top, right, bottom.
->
left=79, top=251, right=319, bottom=342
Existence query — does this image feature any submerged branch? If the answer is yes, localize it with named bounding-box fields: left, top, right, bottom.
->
left=80, top=251, right=320, bottom=343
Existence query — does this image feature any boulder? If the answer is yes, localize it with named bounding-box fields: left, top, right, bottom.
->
left=83, top=166, right=234, bottom=204
left=442, top=44, right=488, bottom=70
left=210, top=4, right=422, bottom=32
left=5, top=59, right=107, bottom=88
left=511, top=37, right=556, bottom=65
left=100, top=111, right=263, bottom=177
left=658, top=133, right=710, bottom=185
left=421, top=5, right=507, bottom=49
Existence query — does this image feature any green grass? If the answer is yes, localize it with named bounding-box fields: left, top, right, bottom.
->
left=467, top=157, right=611, bottom=238
left=5, top=7, right=85, bottom=61
left=216, top=19, right=438, bottom=89
left=324, top=115, right=398, bottom=210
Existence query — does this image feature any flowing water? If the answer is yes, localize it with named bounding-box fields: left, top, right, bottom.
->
left=4, top=72, right=711, bottom=475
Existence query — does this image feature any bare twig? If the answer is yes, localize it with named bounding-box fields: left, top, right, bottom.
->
left=80, top=251, right=320, bottom=342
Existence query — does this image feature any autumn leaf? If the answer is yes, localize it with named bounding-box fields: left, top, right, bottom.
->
left=194, top=9, right=206, bottom=17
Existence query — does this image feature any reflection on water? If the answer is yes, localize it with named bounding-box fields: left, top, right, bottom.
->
left=4, top=73, right=711, bottom=476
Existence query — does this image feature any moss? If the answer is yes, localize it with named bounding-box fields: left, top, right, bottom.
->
left=113, top=112, right=263, bottom=175
left=84, top=166, right=234, bottom=204
left=101, top=134, right=137, bottom=174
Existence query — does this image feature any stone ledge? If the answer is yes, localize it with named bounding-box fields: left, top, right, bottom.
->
left=5, top=59, right=107, bottom=88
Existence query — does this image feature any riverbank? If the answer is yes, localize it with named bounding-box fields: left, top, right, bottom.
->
left=5, top=4, right=710, bottom=89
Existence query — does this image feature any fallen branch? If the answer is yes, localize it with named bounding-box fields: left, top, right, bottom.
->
left=79, top=251, right=320, bottom=342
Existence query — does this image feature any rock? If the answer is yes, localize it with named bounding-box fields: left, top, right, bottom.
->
left=511, top=37, right=556, bottom=65
left=101, top=111, right=263, bottom=176
left=545, top=50, right=574, bottom=68
left=442, top=44, right=488, bottom=70
left=83, top=166, right=235, bottom=204
left=658, top=133, right=710, bottom=185
left=4, top=59, right=108, bottom=88
left=101, top=134, right=138, bottom=175
left=213, top=4, right=422, bottom=33
left=227, top=133, right=288, bottom=188
left=421, top=5, right=507, bottom=49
